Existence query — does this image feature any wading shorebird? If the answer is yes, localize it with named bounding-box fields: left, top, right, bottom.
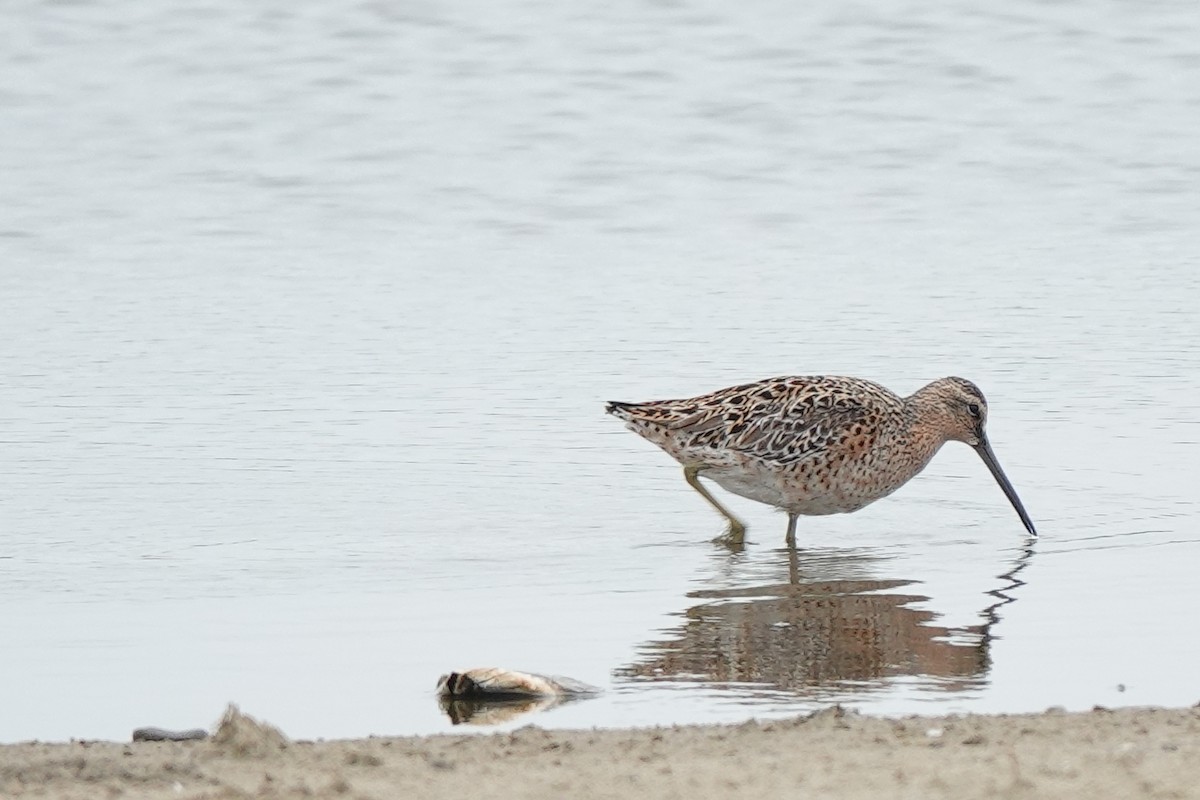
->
left=606, top=376, right=1037, bottom=546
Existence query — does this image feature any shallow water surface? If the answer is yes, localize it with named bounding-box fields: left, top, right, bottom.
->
left=2, top=0, right=1199, bottom=741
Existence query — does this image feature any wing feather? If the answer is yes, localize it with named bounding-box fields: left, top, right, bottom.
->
left=609, top=376, right=897, bottom=467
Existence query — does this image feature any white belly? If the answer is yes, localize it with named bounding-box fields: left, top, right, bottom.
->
left=702, top=461, right=896, bottom=517
left=706, top=466, right=789, bottom=508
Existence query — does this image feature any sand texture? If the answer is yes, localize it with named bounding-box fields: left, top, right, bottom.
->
left=3, top=704, right=1199, bottom=799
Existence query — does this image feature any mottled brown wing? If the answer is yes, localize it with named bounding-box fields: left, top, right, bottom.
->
left=668, top=380, right=875, bottom=465
left=730, top=404, right=872, bottom=464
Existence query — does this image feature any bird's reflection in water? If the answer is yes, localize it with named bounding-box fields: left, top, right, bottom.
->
left=617, top=544, right=1031, bottom=695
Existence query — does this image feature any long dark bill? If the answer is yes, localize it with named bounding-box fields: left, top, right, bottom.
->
left=973, top=438, right=1038, bottom=537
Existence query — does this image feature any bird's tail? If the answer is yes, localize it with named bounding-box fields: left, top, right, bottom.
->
left=605, top=400, right=638, bottom=420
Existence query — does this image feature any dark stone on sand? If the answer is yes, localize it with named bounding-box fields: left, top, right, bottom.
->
left=132, top=727, right=209, bottom=742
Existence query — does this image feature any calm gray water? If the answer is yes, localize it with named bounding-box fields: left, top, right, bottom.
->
left=2, top=0, right=1199, bottom=742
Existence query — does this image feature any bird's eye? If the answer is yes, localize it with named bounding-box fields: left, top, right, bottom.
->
left=967, top=403, right=981, bottom=419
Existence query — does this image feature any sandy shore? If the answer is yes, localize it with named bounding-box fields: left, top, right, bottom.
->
left=3, top=704, right=1198, bottom=799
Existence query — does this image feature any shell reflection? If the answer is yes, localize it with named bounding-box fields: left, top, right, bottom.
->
left=436, top=668, right=601, bottom=726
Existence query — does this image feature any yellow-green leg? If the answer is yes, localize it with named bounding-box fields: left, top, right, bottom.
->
left=683, top=466, right=746, bottom=544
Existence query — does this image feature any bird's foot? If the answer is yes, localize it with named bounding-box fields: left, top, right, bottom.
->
left=712, top=520, right=747, bottom=549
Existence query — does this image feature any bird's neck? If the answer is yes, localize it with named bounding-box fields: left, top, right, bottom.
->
left=896, top=391, right=956, bottom=466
